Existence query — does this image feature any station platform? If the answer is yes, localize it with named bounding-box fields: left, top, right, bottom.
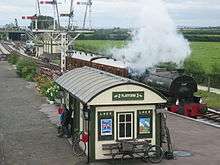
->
left=0, top=61, right=219, bottom=165
left=41, top=101, right=220, bottom=165
left=165, top=113, right=220, bottom=165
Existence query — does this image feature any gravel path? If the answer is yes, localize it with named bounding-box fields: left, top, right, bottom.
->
left=0, top=62, right=82, bottom=165
left=198, top=85, right=220, bottom=95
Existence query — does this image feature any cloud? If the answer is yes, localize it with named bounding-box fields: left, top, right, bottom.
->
left=0, top=0, right=220, bottom=27
left=0, top=4, right=21, bottom=12
left=166, top=0, right=220, bottom=11
left=166, top=0, right=220, bottom=26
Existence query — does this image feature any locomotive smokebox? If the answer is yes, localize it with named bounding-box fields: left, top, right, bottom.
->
left=143, top=71, right=197, bottom=99
left=170, top=75, right=197, bottom=98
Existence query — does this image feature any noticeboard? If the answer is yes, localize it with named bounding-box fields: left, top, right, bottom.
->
left=137, top=110, right=153, bottom=138
left=98, top=111, right=114, bottom=141
left=101, top=119, right=113, bottom=136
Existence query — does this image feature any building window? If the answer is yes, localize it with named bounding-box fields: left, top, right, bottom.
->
left=137, top=110, right=153, bottom=139
left=117, top=113, right=133, bottom=140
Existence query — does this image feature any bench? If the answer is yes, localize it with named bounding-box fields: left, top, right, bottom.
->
left=102, top=143, right=121, bottom=159
left=102, top=140, right=150, bottom=159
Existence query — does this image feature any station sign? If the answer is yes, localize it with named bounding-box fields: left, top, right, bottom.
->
left=112, top=91, right=144, bottom=101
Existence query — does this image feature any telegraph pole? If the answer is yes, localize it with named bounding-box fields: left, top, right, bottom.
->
left=54, top=0, right=60, bottom=30
left=36, top=0, right=41, bottom=15
left=77, top=0, right=92, bottom=29
left=88, top=0, right=92, bottom=29
left=68, top=0, right=74, bottom=30
left=60, top=32, right=68, bottom=73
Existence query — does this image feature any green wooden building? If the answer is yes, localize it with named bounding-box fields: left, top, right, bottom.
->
left=55, top=66, right=167, bottom=162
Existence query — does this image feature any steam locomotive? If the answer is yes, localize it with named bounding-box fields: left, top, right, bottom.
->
left=140, top=69, right=207, bottom=118
left=65, top=52, right=207, bottom=118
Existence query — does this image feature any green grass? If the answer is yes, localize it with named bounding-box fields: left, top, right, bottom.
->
left=51, top=59, right=60, bottom=65
left=196, top=90, right=220, bottom=110
left=75, top=40, right=127, bottom=54
left=190, top=42, right=220, bottom=74
left=75, top=40, right=220, bottom=74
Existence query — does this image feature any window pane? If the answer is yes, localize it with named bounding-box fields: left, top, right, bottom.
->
left=119, top=123, right=125, bottom=137
left=119, top=115, right=125, bottom=122
left=126, top=123, right=131, bottom=137
left=126, top=114, right=131, bottom=122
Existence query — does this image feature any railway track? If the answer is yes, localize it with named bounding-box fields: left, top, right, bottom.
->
left=1, top=42, right=61, bottom=75
left=203, top=109, right=220, bottom=122
left=197, top=109, right=220, bottom=128
left=1, top=43, right=12, bottom=53
left=202, top=109, right=220, bottom=121
left=0, top=44, right=7, bottom=61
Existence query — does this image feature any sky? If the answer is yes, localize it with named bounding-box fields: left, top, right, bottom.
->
left=0, top=0, right=220, bottom=28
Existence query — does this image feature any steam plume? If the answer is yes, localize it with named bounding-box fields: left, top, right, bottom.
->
left=111, top=0, right=191, bottom=71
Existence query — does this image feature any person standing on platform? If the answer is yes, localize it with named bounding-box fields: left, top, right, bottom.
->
left=57, top=104, right=71, bottom=138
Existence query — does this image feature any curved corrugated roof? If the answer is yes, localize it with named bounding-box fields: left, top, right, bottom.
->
left=55, top=66, right=165, bottom=104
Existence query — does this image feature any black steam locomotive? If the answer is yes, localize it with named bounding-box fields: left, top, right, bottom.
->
left=64, top=53, right=207, bottom=118
left=141, top=69, right=207, bottom=118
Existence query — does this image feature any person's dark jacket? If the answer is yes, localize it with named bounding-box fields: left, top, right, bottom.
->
left=63, top=108, right=71, bottom=126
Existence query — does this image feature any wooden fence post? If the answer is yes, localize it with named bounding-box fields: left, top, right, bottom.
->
left=207, top=76, right=211, bottom=92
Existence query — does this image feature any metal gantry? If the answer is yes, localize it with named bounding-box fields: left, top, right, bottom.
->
left=77, top=0, right=93, bottom=29
left=19, top=0, right=94, bottom=73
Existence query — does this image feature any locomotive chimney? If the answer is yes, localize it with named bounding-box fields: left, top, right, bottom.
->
left=177, top=69, right=185, bottom=75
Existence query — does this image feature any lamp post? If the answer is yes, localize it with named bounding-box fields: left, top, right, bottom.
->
left=59, top=90, right=65, bottom=104
left=83, top=105, right=90, bottom=121
left=82, top=104, right=90, bottom=163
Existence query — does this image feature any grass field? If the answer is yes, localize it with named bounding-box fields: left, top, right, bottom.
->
left=75, top=40, right=126, bottom=54
left=196, top=90, right=220, bottom=110
left=75, top=40, right=220, bottom=74
left=190, top=42, right=220, bottom=74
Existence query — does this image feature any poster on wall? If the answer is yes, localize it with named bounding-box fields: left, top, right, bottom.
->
left=139, top=117, right=151, bottom=134
left=101, top=119, right=112, bottom=136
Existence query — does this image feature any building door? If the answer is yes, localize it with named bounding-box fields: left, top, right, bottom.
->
left=117, top=113, right=133, bottom=140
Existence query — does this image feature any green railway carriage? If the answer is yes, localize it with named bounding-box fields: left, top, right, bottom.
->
left=55, top=66, right=167, bottom=162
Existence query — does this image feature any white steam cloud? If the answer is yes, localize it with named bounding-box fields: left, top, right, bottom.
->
left=111, top=0, right=191, bottom=71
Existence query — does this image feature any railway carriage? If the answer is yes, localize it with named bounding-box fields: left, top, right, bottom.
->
left=66, top=53, right=128, bottom=77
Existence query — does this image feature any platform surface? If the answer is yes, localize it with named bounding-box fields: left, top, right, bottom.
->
left=0, top=61, right=219, bottom=165
left=86, top=113, right=220, bottom=165
left=164, top=113, right=220, bottom=165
